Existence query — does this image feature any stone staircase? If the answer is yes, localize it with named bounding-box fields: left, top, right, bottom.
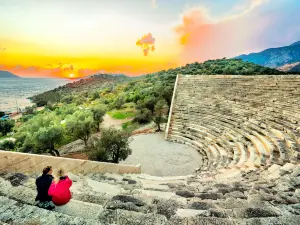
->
left=1, top=162, right=300, bottom=224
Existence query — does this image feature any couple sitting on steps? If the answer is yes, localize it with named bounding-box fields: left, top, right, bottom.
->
left=35, top=166, right=73, bottom=210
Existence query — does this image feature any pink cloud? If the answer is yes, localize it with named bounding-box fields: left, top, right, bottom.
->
left=174, top=0, right=271, bottom=64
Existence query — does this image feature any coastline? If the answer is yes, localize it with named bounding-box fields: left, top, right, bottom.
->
left=0, top=78, right=70, bottom=114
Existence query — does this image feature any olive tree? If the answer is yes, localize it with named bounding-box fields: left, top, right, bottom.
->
left=91, top=105, right=107, bottom=132
left=153, top=99, right=169, bottom=132
left=33, top=125, right=64, bottom=156
left=66, top=110, right=94, bottom=146
left=88, top=127, right=132, bottom=163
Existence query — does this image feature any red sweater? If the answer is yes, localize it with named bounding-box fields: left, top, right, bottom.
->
left=48, top=176, right=72, bottom=206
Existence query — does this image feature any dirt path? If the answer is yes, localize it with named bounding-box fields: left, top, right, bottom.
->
left=100, top=114, right=131, bottom=130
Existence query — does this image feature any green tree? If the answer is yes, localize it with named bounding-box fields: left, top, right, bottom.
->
left=88, top=127, right=132, bottom=163
left=153, top=99, right=168, bottom=132
left=90, top=91, right=100, bottom=100
left=20, top=136, right=35, bottom=153
left=0, top=119, right=15, bottom=136
left=66, top=110, right=94, bottom=146
left=91, top=105, right=107, bottom=132
left=33, top=125, right=63, bottom=156
left=114, top=94, right=126, bottom=109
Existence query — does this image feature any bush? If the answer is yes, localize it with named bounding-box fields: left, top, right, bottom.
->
left=88, top=127, right=132, bottom=163
left=0, top=140, right=15, bottom=150
left=0, top=119, right=15, bottom=136
left=134, top=108, right=152, bottom=124
left=21, top=114, right=34, bottom=122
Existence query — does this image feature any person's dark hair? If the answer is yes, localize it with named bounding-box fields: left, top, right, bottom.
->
left=42, top=166, right=52, bottom=175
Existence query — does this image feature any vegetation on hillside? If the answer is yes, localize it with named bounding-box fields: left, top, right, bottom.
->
left=30, top=74, right=133, bottom=107
left=13, top=103, right=106, bottom=156
left=3, top=58, right=289, bottom=162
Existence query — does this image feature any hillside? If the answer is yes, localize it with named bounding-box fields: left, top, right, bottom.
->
left=235, top=41, right=300, bottom=69
left=31, top=74, right=133, bottom=106
left=31, top=58, right=286, bottom=107
left=0, top=70, right=20, bottom=78
left=152, top=58, right=284, bottom=77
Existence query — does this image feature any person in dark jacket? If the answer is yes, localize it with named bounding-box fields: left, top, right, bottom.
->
left=35, top=166, right=55, bottom=210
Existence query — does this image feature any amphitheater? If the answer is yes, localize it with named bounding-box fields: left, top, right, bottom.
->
left=1, top=75, right=300, bottom=225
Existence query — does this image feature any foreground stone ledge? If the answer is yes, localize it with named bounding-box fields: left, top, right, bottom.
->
left=0, top=150, right=141, bottom=175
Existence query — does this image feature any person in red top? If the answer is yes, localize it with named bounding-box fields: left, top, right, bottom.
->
left=48, top=168, right=73, bottom=206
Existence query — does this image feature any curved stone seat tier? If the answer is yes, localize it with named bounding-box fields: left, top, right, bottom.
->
left=172, top=112, right=272, bottom=168
left=173, top=98, right=295, bottom=162
left=166, top=75, right=300, bottom=172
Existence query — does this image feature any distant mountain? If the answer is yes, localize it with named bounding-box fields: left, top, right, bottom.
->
left=290, top=41, right=300, bottom=46
left=0, top=70, right=20, bottom=78
left=235, top=41, right=300, bottom=69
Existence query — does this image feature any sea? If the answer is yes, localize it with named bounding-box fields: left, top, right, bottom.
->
left=0, top=78, right=71, bottom=113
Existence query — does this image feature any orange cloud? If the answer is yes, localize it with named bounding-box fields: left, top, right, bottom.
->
left=136, top=33, right=156, bottom=56
left=175, top=0, right=270, bottom=64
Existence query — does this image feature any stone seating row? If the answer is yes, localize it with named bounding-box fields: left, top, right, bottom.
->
left=171, top=108, right=296, bottom=167
left=166, top=75, right=300, bottom=172
left=174, top=99, right=299, bottom=156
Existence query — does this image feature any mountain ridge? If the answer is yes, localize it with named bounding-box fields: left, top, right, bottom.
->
left=235, top=41, right=300, bottom=70
left=0, top=70, right=20, bottom=78
left=290, top=41, right=300, bottom=46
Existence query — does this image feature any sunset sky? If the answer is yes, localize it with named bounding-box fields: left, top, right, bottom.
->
left=0, top=0, right=299, bottom=78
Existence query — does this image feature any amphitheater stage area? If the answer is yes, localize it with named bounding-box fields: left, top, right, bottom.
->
left=121, top=133, right=203, bottom=176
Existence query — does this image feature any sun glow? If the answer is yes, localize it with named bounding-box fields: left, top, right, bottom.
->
left=69, top=73, right=75, bottom=78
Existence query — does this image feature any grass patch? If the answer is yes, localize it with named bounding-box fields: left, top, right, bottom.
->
left=108, top=109, right=136, bottom=120
left=122, top=121, right=140, bottom=132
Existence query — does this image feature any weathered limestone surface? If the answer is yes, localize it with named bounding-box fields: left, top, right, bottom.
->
left=0, top=162, right=299, bottom=224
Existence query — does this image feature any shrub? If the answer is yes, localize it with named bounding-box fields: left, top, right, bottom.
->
left=134, top=108, right=152, bottom=124
left=88, top=127, right=132, bottom=163
left=0, top=119, right=15, bottom=136
left=0, top=140, right=15, bottom=150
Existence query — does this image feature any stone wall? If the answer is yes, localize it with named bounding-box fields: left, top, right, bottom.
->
left=0, top=150, right=141, bottom=175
